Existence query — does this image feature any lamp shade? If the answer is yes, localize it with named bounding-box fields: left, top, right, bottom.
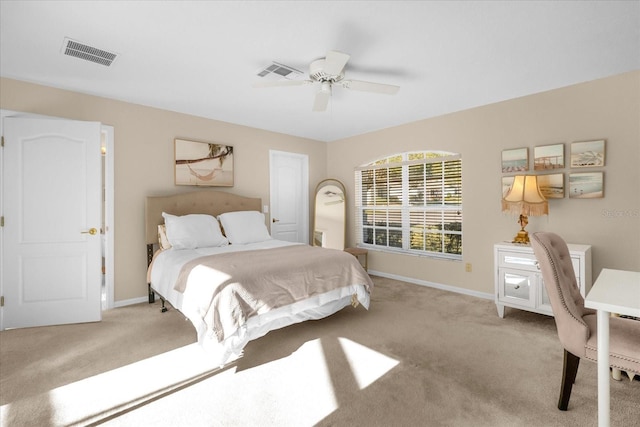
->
left=502, top=175, right=548, bottom=216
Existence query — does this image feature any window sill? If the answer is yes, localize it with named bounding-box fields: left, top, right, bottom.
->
left=357, top=244, right=462, bottom=261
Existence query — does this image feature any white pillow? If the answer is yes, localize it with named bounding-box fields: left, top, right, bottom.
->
left=157, top=224, right=172, bottom=250
left=217, top=211, right=271, bottom=245
left=161, top=212, right=228, bottom=249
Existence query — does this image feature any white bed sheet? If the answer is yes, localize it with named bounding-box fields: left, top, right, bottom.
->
left=149, top=239, right=370, bottom=365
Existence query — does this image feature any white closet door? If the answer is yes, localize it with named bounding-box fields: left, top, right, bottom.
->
left=269, top=150, right=309, bottom=244
left=2, top=117, right=102, bottom=329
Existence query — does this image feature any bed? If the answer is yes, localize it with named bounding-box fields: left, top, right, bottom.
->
left=145, top=190, right=373, bottom=366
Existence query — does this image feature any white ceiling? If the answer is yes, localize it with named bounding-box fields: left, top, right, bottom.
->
left=1, top=1, right=638, bottom=142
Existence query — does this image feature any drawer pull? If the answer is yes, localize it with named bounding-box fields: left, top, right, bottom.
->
left=535, top=261, right=540, bottom=270
left=514, top=285, right=520, bottom=290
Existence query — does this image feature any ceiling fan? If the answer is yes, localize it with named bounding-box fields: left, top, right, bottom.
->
left=253, top=50, right=400, bottom=112
left=323, top=189, right=344, bottom=205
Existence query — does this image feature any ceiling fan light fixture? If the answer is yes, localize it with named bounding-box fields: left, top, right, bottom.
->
left=319, top=81, right=332, bottom=94
left=253, top=50, right=400, bottom=112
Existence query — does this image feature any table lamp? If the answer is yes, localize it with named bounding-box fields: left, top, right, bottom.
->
left=502, top=175, right=548, bottom=244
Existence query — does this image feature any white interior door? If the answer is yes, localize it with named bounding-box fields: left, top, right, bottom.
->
left=2, top=117, right=102, bottom=329
left=269, top=150, right=309, bottom=243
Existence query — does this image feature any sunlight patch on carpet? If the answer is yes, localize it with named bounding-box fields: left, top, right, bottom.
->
left=1, top=336, right=401, bottom=426
left=338, top=337, right=399, bottom=389
left=0, top=343, right=224, bottom=426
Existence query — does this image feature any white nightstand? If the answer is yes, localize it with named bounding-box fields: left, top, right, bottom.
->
left=494, top=242, right=592, bottom=318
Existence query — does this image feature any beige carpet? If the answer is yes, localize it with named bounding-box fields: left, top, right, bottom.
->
left=1, top=276, right=638, bottom=426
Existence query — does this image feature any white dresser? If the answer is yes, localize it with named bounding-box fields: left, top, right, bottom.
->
left=494, top=242, right=592, bottom=318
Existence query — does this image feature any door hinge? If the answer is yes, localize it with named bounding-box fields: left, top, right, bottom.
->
left=1, top=296, right=4, bottom=307
left=0, top=216, right=3, bottom=227
left=1, top=135, right=4, bottom=147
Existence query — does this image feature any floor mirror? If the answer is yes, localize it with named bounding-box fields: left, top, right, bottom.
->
left=313, top=178, right=346, bottom=250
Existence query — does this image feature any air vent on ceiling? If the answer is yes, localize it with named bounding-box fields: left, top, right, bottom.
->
left=256, top=62, right=303, bottom=80
left=61, top=37, right=118, bottom=67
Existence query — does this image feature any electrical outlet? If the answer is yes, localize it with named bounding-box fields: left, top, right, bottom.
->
left=465, top=263, right=472, bottom=272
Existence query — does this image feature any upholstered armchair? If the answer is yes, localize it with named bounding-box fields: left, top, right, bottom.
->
left=530, top=232, right=640, bottom=410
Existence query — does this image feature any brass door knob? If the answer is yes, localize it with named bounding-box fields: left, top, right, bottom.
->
left=272, top=218, right=280, bottom=223
left=81, top=228, right=98, bottom=235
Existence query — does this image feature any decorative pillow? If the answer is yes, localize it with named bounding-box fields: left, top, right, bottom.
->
left=161, top=212, right=228, bottom=249
left=158, top=224, right=171, bottom=250
left=217, top=211, right=271, bottom=245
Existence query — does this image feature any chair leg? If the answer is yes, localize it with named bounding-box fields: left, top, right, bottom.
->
left=558, top=349, right=580, bottom=410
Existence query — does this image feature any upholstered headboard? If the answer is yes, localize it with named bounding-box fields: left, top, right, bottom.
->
left=145, top=190, right=262, bottom=245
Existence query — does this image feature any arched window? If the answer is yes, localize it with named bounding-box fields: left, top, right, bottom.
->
left=355, top=151, right=462, bottom=259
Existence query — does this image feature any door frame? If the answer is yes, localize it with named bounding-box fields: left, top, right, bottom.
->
left=0, top=110, right=115, bottom=329
left=101, top=125, right=115, bottom=310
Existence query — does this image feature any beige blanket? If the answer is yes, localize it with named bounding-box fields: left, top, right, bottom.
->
left=174, top=244, right=373, bottom=342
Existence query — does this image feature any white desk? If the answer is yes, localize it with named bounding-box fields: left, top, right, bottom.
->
left=584, top=268, right=640, bottom=427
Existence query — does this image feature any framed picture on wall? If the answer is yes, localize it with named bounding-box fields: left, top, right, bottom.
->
left=537, top=173, right=565, bottom=199
left=501, top=176, right=515, bottom=198
left=534, top=143, right=564, bottom=171
left=174, top=138, right=234, bottom=186
left=569, top=172, right=604, bottom=198
left=570, top=139, right=606, bottom=168
left=501, top=147, right=529, bottom=173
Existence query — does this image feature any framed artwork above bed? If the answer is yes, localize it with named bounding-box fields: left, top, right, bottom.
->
left=174, top=138, right=234, bottom=186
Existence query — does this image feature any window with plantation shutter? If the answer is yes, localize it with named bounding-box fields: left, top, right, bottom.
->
left=355, top=151, right=462, bottom=259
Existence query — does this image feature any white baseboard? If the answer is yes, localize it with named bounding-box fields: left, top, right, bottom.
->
left=368, top=270, right=494, bottom=301
left=112, top=296, right=149, bottom=308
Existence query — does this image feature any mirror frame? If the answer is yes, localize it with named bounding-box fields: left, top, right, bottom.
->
left=313, top=178, right=347, bottom=249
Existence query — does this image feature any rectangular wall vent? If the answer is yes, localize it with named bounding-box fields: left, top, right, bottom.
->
left=61, top=38, right=118, bottom=67
left=256, top=62, right=303, bottom=80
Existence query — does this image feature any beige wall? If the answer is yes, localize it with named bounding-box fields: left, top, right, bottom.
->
left=327, top=71, right=640, bottom=295
left=2, top=71, right=638, bottom=302
left=0, top=78, right=327, bottom=302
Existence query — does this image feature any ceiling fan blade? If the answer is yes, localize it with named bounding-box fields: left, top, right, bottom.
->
left=323, top=50, right=350, bottom=76
left=252, top=80, right=312, bottom=88
left=312, top=84, right=331, bottom=112
left=340, top=79, right=400, bottom=95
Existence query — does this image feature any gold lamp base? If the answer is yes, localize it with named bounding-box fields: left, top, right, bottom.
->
left=512, top=214, right=530, bottom=244
left=512, top=229, right=530, bottom=244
